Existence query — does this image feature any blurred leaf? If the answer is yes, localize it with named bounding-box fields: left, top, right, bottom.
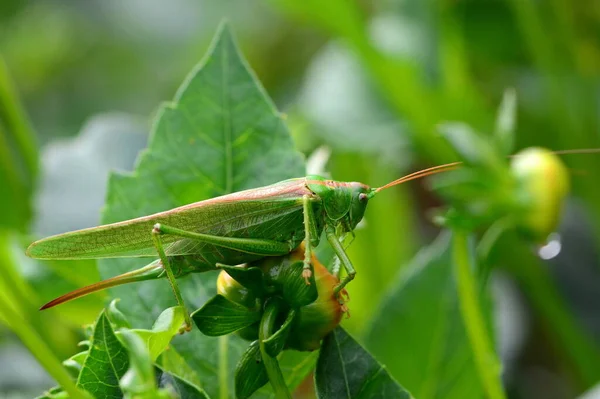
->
left=33, top=113, right=147, bottom=237
left=120, top=325, right=210, bottom=399
left=63, top=351, right=87, bottom=377
left=77, top=311, right=129, bottom=398
left=365, top=232, right=486, bottom=399
left=328, top=154, right=417, bottom=334
left=125, top=306, right=186, bottom=361
left=155, top=366, right=210, bottom=399
left=36, top=386, right=69, bottom=399
left=297, top=42, right=407, bottom=166
left=192, top=295, right=261, bottom=337
left=119, top=330, right=159, bottom=398
left=494, top=89, right=517, bottom=156
left=315, top=327, right=411, bottom=398
left=99, top=22, right=305, bottom=399
left=437, top=122, right=499, bottom=168
left=157, top=348, right=203, bottom=389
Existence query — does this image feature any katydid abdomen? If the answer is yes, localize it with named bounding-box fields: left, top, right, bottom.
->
left=28, top=179, right=321, bottom=260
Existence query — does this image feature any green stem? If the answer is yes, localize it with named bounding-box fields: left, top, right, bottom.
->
left=0, top=55, right=38, bottom=177
left=452, top=231, right=506, bottom=399
left=0, top=298, right=86, bottom=398
left=259, top=300, right=291, bottom=399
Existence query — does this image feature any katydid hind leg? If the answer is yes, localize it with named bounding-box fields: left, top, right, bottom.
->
left=151, top=225, right=192, bottom=332
left=302, top=195, right=319, bottom=284
left=325, top=225, right=356, bottom=295
left=153, top=223, right=293, bottom=256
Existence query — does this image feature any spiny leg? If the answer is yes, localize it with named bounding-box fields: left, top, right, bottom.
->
left=153, top=223, right=293, bottom=255
left=151, top=223, right=295, bottom=332
left=151, top=225, right=192, bottom=332
left=302, top=195, right=320, bottom=284
left=325, top=225, right=356, bottom=295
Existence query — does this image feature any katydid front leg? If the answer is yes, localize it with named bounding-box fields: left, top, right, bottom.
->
left=325, top=224, right=356, bottom=295
left=151, top=222, right=297, bottom=332
left=151, top=225, right=193, bottom=332
left=302, top=195, right=320, bottom=284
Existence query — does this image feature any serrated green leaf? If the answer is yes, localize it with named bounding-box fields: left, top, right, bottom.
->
left=315, top=327, right=411, bottom=399
left=98, top=21, right=305, bottom=399
left=192, top=295, right=261, bottom=336
left=77, top=311, right=129, bottom=398
left=364, top=232, right=485, bottom=399
left=235, top=340, right=268, bottom=399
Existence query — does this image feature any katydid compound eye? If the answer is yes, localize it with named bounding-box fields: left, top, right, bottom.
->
left=359, top=193, right=368, bottom=202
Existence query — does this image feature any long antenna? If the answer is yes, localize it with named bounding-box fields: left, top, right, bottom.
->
left=543, top=148, right=600, bottom=156
left=372, top=162, right=462, bottom=195
left=371, top=147, right=600, bottom=197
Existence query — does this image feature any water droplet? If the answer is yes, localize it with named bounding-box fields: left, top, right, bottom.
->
left=538, top=233, right=562, bottom=260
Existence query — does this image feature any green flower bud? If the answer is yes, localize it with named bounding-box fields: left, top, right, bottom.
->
left=214, top=244, right=346, bottom=351
left=217, top=267, right=258, bottom=309
left=286, top=253, right=345, bottom=351
left=511, top=147, right=570, bottom=240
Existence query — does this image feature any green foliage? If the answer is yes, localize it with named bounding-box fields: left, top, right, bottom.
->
left=77, top=312, right=129, bottom=398
left=366, top=233, right=486, bottom=399
left=98, top=23, right=309, bottom=399
left=44, top=305, right=207, bottom=399
left=235, top=341, right=268, bottom=399
left=5, top=2, right=600, bottom=398
left=315, top=327, right=411, bottom=399
left=0, top=56, right=37, bottom=232
left=192, top=295, right=262, bottom=337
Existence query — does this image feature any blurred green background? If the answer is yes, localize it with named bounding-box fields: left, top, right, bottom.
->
left=1, top=0, right=600, bottom=398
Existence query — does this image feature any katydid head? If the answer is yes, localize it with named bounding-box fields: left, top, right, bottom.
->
left=307, top=163, right=461, bottom=232
left=306, top=176, right=372, bottom=231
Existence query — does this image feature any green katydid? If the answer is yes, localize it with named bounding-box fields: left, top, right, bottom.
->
left=27, top=163, right=458, bottom=330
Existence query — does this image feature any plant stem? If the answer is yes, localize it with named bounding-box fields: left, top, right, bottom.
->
left=0, top=297, right=87, bottom=398
left=259, top=299, right=291, bottom=399
left=452, top=231, right=506, bottom=399
left=0, top=56, right=38, bottom=179
left=0, top=235, right=86, bottom=398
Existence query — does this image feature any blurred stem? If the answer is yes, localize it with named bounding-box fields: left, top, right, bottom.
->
left=0, top=294, right=86, bottom=398
left=452, top=231, right=506, bottom=399
left=0, top=55, right=38, bottom=178
left=219, top=336, right=228, bottom=399
left=259, top=299, right=291, bottom=399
